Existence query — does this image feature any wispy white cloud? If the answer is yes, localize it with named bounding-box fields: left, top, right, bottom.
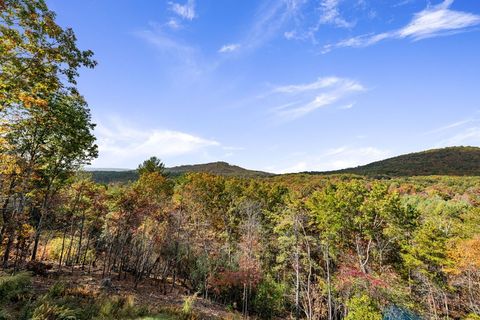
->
left=221, top=0, right=357, bottom=53
left=422, top=115, right=480, bottom=147
left=319, top=0, right=355, bottom=28
left=92, top=118, right=220, bottom=168
left=218, top=43, right=241, bottom=53
left=430, top=115, right=480, bottom=147
left=134, top=23, right=208, bottom=78
left=221, top=0, right=306, bottom=54
left=245, top=0, right=299, bottom=50
left=339, top=103, right=355, bottom=110
left=393, top=0, right=415, bottom=8
left=271, top=146, right=391, bottom=173
left=272, top=76, right=343, bottom=93
left=436, top=127, right=480, bottom=147
left=283, top=0, right=357, bottom=43
left=166, top=18, right=182, bottom=30
left=425, top=118, right=476, bottom=135
left=398, top=0, right=479, bottom=40
left=322, top=32, right=391, bottom=52
left=169, top=0, right=196, bottom=20
left=284, top=30, right=297, bottom=40
left=136, top=24, right=195, bottom=59
left=323, top=0, right=480, bottom=52
left=268, top=76, right=365, bottom=120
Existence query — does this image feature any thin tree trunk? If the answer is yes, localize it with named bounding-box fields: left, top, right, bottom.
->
left=294, top=214, right=300, bottom=320
left=41, top=231, right=54, bottom=261
left=3, top=193, right=23, bottom=268
left=443, top=291, right=449, bottom=319
left=75, top=210, right=86, bottom=264
left=0, top=178, right=16, bottom=250
left=326, top=242, right=333, bottom=320
left=65, top=222, right=76, bottom=268
left=81, top=233, right=91, bottom=270
left=58, top=226, right=67, bottom=269
left=31, top=184, right=52, bottom=261
left=2, top=225, right=15, bottom=268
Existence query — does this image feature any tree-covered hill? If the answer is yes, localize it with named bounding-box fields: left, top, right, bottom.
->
left=309, top=146, right=480, bottom=177
left=165, top=161, right=273, bottom=177
left=91, top=146, right=480, bottom=183
left=90, top=161, right=273, bottom=183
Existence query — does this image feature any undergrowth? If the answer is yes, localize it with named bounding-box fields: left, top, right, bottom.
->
left=0, top=273, right=218, bottom=320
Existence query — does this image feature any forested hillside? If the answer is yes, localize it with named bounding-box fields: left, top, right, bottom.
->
left=90, top=162, right=272, bottom=184
left=315, top=146, right=480, bottom=177
left=1, top=1, right=480, bottom=320
left=91, top=147, right=480, bottom=184
left=166, top=161, right=273, bottom=178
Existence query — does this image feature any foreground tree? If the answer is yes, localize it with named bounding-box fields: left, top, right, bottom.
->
left=0, top=0, right=96, bottom=112
left=0, top=0, right=97, bottom=267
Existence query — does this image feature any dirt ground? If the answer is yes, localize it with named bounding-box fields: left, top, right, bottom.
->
left=29, top=264, right=241, bottom=320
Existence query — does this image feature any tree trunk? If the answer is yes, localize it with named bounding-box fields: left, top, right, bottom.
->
left=41, top=231, right=54, bottom=261
left=2, top=230, right=15, bottom=268
left=81, top=233, right=91, bottom=270
left=58, top=226, right=67, bottom=269
left=325, top=242, right=333, bottom=320
left=31, top=184, right=52, bottom=261
left=65, top=222, right=76, bottom=268
left=294, top=214, right=300, bottom=320
left=0, top=179, right=16, bottom=250
left=75, top=210, right=86, bottom=264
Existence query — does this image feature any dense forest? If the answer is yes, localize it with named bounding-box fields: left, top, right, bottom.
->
left=1, top=1, right=480, bottom=319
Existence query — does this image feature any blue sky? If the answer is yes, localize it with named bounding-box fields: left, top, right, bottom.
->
left=47, top=0, right=480, bottom=172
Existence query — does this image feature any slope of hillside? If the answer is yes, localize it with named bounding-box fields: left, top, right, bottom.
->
left=90, top=161, right=272, bottom=183
left=165, top=161, right=273, bottom=178
left=89, top=170, right=139, bottom=183
left=313, top=146, right=480, bottom=177
left=89, top=146, right=480, bottom=183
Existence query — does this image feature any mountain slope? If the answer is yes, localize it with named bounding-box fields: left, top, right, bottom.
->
left=165, top=161, right=272, bottom=177
left=90, top=161, right=272, bottom=183
left=313, top=146, right=480, bottom=177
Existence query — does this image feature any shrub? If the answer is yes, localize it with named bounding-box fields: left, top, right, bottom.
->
left=0, top=309, right=10, bottom=320
left=181, top=293, right=197, bottom=316
left=345, top=294, right=382, bottom=320
left=46, top=281, right=67, bottom=299
left=31, top=301, right=77, bottom=320
left=95, top=295, right=148, bottom=319
left=252, top=276, right=286, bottom=319
left=0, top=272, right=32, bottom=304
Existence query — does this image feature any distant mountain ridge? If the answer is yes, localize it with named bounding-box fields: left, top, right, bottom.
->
left=309, top=146, right=480, bottom=177
left=89, top=146, right=480, bottom=183
left=89, top=161, right=272, bottom=183
left=165, top=161, right=272, bottom=177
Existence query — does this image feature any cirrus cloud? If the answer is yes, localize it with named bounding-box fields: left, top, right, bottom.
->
left=323, top=0, right=480, bottom=53
left=169, top=0, right=196, bottom=20
left=267, top=76, right=366, bottom=120
left=218, top=43, right=241, bottom=53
